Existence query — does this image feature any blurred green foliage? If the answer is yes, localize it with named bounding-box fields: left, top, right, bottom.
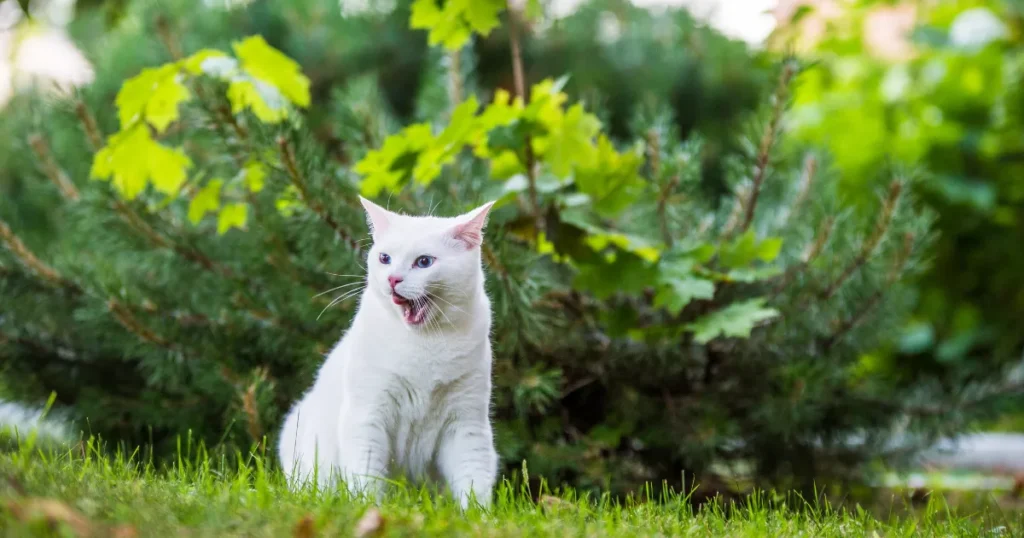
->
left=782, top=0, right=1024, bottom=370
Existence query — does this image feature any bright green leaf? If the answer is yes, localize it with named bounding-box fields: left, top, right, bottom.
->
left=574, top=135, right=644, bottom=217
left=275, top=185, right=302, bottom=217
left=217, top=203, right=248, bottom=234
left=462, top=0, right=503, bottom=35
left=188, top=179, right=223, bottom=224
left=410, top=0, right=505, bottom=51
left=686, top=298, right=780, bottom=344
left=233, top=35, right=311, bottom=108
left=227, top=79, right=288, bottom=123
left=243, top=160, right=266, bottom=193
left=756, top=237, right=783, bottom=262
left=533, top=102, right=600, bottom=178
left=148, top=143, right=191, bottom=195
left=116, top=63, right=191, bottom=132
left=90, top=126, right=192, bottom=200
left=356, top=123, right=436, bottom=196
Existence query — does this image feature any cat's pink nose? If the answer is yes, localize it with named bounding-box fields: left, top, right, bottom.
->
left=388, top=275, right=403, bottom=290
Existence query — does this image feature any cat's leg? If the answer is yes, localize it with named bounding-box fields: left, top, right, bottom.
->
left=277, top=405, right=301, bottom=485
left=437, top=417, right=498, bottom=509
left=336, top=408, right=390, bottom=501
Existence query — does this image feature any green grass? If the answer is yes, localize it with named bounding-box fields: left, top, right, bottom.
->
left=0, top=438, right=1021, bottom=537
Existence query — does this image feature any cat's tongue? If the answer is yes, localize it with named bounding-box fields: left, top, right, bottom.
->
left=392, top=294, right=428, bottom=325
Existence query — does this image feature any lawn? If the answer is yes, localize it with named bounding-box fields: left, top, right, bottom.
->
left=0, top=438, right=1021, bottom=537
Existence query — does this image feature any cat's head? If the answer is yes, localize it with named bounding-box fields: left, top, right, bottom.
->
left=360, top=197, right=494, bottom=327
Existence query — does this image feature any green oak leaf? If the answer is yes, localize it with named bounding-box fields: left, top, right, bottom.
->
left=233, top=35, right=310, bottom=108
left=188, top=179, right=223, bottom=224
left=217, top=203, right=248, bottom=234
left=686, top=298, right=780, bottom=344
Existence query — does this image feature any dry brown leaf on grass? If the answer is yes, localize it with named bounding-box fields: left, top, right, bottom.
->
left=293, top=513, right=316, bottom=538
left=5, top=497, right=95, bottom=536
left=354, top=507, right=385, bottom=537
left=538, top=495, right=575, bottom=513
left=3, top=496, right=137, bottom=537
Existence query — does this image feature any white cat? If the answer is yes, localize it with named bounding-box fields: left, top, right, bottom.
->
left=278, top=197, right=499, bottom=508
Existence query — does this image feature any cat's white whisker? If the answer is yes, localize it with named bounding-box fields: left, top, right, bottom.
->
left=324, top=272, right=366, bottom=279
left=427, top=292, right=465, bottom=317
left=316, top=286, right=365, bottom=320
left=312, top=281, right=365, bottom=299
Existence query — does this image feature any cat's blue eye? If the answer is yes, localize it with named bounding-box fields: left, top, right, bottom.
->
left=379, top=253, right=391, bottom=265
left=414, top=255, right=434, bottom=269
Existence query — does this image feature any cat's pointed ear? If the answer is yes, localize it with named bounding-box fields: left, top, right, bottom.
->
left=359, top=196, right=394, bottom=235
left=451, top=201, right=495, bottom=249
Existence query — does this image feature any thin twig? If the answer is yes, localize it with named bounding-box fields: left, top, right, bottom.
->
left=506, top=1, right=542, bottom=238
left=819, top=181, right=902, bottom=301
left=657, top=176, right=680, bottom=248
left=74, top=101, right=104, bottom=151
left=771, top=216, right=834, bottom=298
left=740, top=61, right=796, bottom=234
left=823, top=232, right=914, bottom=351
left=277, top=137, right=362, bottom=252
left=107, top=298, right=172, bottom=348
left=447, top=48, right=463, bottom=106
left=28, top=134, right=80, bottom=201
left=0, top=220, right=71, bottom=288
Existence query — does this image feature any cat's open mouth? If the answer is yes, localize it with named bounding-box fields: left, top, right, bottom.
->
left=391, top=293, right=429, bottom=325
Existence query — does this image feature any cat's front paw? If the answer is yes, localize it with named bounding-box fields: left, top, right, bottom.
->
left=452, top=480, right=493, bottom=510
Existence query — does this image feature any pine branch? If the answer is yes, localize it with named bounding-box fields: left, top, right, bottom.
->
left=447, top=48, right=463, bottom=105
left=822, top=232, right=915, bottom=351
left=740, top=61, right=795, bottom=234
left=74, top=100, right=104, bottom=151
left=720, top=183, right=749, bottom=238
left=107, top=298, right=172, bottom=348
left=28, top=134, right=80, bottom=201
left=819, top=180, right=902, bottom=301
left=0, top=220, right=74, bottom=289
left=772, top=216, right=834, bottom=298
left=657, top=176, right=679, bottom=249
left=506, top=0, right=542, bottom=238
left=155, top=14, right=183, bottom=61
left=789, top=154, right=817, bottom=218
left=648, top=129, right=679, bottom=248
left=2, top=218, right=178, bottom=349
left=0, top=331, right=79, bottom=362
left=277, top=137, right=362, bottom=252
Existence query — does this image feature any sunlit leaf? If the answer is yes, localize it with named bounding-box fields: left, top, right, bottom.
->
left=227, top=79, right=288, bottom=123
left=410, top=0, right=505, bottom=51
left=90, top=126, right=192, bottom=200
left=217, top=203, right=248, bottom=234
left=243, top=160, right=266, bottom=193
left=574, top=136, right=644, bottom=217
left=275, top=185, right=302, bottom=217
left=233, top=35, right=311, bottom=108
left=116, top=63, right=190, bottom=132
left=356, top=123, right=435, bottom=196
left=188, top=179, right=223, bottom=224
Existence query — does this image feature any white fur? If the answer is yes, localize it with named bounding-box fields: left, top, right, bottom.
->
left=278, top=198, right=498, bottom=508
